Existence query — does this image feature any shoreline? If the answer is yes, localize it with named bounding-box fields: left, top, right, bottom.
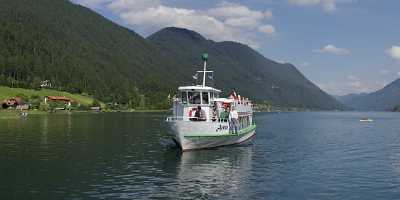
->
left=0, top=109, right=169, bottom=117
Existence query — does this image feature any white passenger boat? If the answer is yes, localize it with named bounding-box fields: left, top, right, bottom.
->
left=166, top=54, right=256, bottom=151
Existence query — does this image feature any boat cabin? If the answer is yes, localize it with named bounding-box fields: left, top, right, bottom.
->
left=169, top=53, right=253, bottom=129
left=172, top=85, right=252, bottom=123
left=172, top=86, right=221, bottom=121
left=178, top=86, right=221, bottom=105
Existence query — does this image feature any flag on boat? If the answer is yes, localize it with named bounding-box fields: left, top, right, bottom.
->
left=229, top=90, right=238, bottom=99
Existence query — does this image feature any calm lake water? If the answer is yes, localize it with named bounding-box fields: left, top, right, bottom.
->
left=1, top=112, right=400, bottom=199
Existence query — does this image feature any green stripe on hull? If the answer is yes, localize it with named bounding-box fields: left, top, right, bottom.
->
left=184, top=124, right=256, bottom=138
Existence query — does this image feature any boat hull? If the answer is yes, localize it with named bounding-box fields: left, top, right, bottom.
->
left=167, top=121, right=256, bottom=151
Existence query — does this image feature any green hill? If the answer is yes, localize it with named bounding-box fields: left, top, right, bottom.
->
left=148, top=27, right=344, bottom=110
left=0, top=0, right=178, bottom=109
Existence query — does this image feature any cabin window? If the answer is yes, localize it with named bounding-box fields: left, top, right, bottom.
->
left=188, top=92, right=201, bottom=104
left=181, top=92, right=188, bottom=103
left=210, top=92, right=214, bottom=100
left=202, top=92, right=209, bottom=104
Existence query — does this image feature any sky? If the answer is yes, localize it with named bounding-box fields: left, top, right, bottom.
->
left=71, top=0, right=400, bottom=96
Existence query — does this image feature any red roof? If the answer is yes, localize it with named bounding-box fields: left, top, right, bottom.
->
left=2, top=97, right=23, bottom=106
left=46, top=96, right=72, bottom=101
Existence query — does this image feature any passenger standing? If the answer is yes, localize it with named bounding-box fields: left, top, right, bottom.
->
left=219, top=106, right=229, bottom=121
left=229, top=107, right=239, bottom=133
left=195, top=106, right=206, bottom=121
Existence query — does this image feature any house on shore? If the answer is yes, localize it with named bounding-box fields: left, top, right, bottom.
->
left=45, top=96, right=72, bottom=109
left=1, top=97, right=26, bottom=109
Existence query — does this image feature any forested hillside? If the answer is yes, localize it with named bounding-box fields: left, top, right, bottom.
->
left=0, top=0, right=178, bottom=109
left=148, top=27, right=344, bottom=109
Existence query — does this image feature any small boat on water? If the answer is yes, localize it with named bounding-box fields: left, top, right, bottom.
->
left=360, top=117, right=373, bottom=122
left=166, top=53, right=256, bottom=151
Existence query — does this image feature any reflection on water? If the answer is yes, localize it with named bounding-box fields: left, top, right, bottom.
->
left=41, top=114, right=48, bottom=145
left=172, top=146, right=253, bottom=199
left=0, top=112, right=257, bottom=199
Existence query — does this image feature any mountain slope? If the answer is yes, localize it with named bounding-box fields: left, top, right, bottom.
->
left=343, top=79, right=400, bottom=111
left=0, top=0, right=178, bottom=108
left=335, top=93, right=368, bottom=104
left=148, top=27, right=344, bottom=110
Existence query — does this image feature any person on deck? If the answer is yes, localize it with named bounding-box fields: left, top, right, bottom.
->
left=195, top=106, right=206, bottom=121
left=229, top=107, right=239, bottom=133
left=219, top=106, right=229, bottom=121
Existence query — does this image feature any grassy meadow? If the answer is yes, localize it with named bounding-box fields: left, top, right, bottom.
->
left=0, top=86, right=96, bottom=106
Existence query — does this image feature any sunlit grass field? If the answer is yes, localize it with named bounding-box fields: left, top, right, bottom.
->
left=0, top=86, right=95, bottom=106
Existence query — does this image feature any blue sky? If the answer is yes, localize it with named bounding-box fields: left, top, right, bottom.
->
left=72, top=0, right=400, bottom=95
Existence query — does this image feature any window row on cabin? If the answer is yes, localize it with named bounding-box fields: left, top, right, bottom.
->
left=181, top=91, right=219, bottom=105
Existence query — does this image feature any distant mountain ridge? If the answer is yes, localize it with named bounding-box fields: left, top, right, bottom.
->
left=148, top=27, right=344, bottom=110
left=334, top=93, right=368, bottom=104
left=337, top=79, right=400, bottom=111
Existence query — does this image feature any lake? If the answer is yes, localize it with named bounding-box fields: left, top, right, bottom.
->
left=1, top=112, right=400, bottom=199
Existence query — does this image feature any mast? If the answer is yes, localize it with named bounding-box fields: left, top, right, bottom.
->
left=202, top=53, right=208, bottom=87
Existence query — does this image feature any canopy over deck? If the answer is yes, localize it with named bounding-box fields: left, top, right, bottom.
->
left=213, top=98, right=234, bottom=103
left=178, top=85, right=221, bottom=93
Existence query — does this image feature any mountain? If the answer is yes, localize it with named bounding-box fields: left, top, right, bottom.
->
left=335, top=93, right=368, bottom=104
left=340, top=79, right=400, bottom=111
left=0, top=0, right=179, bottom=108
left=148, top=27, right=344, bottom=110
left=0, top=0, right=344, bottom=110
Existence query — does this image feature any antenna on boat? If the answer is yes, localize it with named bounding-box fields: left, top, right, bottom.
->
left=202, top=53, right=208, bottom=87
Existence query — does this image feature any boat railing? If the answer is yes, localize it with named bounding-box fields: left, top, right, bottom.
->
left=166, top=116, right=230, bottom=123
left=217, top=118, right=229, bottom=123
left=166, top=116, right=196, bottom=122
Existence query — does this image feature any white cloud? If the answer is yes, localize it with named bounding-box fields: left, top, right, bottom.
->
left=379, top=69, right=389, bottom=75
left=347, top=75, right=358, bottom=81
left=289, top=0, right=320, bottom=6
left=348, top=80, right=362, bottom=89
left=386, top=45, right=400, bottom=60
left=258, top=24, right=276, bottom=36
left=315, top=44, right=350, bottom=55
left=288, top=0, right=355, bottom=12
left=71, top=0, right=109, bottom=8
left=208, top=2, right=273, bottom=24
left=73, top=0, right=276, bottom=48
left=397, top=72, right=400, bottom=76
left=107, top=0, right=160, bottom=13
left=299, top=62, right=310, bottom=67
left=117, top=5, right=239, bottom=42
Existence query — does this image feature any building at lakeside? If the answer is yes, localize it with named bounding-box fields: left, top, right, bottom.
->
left=1, top=97, right=25, bottom=109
